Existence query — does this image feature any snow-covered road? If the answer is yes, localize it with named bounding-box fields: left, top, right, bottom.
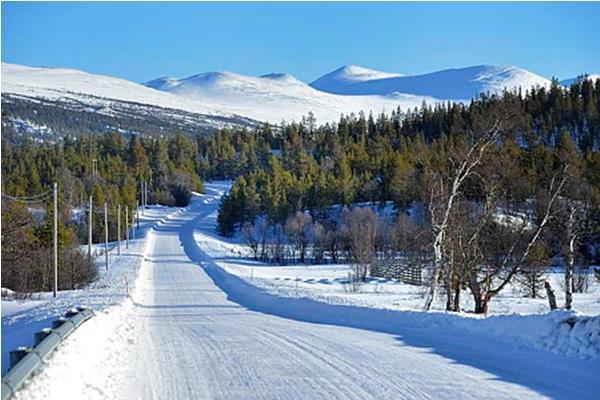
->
left=13, top=183, right=600, bottom=399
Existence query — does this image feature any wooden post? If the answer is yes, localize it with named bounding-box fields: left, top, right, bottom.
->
left=88, top=196, right=93, bottom=266
left=117, top=204, right=121, bottom=256
left=140, top=180, right=145, bottom=215
left=125, top=205, right=129, bottom=249
left=545, top=281, right=557, bottom=310
left=104, top=202, right=109, bottom=270
left=53, top=182, right=58, bottom=298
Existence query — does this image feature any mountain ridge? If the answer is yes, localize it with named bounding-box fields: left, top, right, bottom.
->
left=3, top=62, right=598, bottom=128
left=310, top=64, right=553, bottom=99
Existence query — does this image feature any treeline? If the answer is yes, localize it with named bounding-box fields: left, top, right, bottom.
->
left=215, top=81, right=600, bottom=314
left=1, top=132, right=204, bottom=292
left=1, top=94, right=256, bottom=142
left=217, top=80, right=600, bottom=232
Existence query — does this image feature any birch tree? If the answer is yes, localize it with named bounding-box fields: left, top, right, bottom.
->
left=423, top=102, right=521, bottom=310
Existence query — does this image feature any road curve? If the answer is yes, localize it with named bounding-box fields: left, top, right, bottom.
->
left=116, top=184, right=586, bottom=400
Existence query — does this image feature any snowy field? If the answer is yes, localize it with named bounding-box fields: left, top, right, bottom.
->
left=2, top=182, right=599, bottom=400
left=198, top=231, right=600, bottom=317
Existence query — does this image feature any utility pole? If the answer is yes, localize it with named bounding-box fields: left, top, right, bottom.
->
left=53, top=182, right=58, bottom=298
left=117, top=204, right=121, bottom=256
left=141, top=180, right=145, bottom=215
left=144, top=181, right=148, bottom=210
left=104, top=202, right=109, bottom=270
left=125, top=205, right=129, bottom=249
left=88, top=196, right=93, bottom=266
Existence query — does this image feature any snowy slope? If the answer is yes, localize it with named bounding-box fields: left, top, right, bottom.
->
left=560, top=74, right=600, bottom=86
left=4, top=62, right=592, bottom=130
left=145, top=70, right=436, bottom=123
left=311, top=64, right=552, bottom=100
left=1, top=63, right=247, bottom=121
left=309, top=65, right=403, bottom=86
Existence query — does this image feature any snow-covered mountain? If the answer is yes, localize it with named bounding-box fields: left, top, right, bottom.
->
left=311, top=65, right=404, bottom=86
left=560, top=74, right=600, bottom=87
left=4, top=62, right=592, bottom=133
left=1, top=63, right=261, bottom=137
left=1, top=63, right=240, bottom=119
left=311, top=65, right=552, bottom=100
left=144, top=70, right=435, bottom=123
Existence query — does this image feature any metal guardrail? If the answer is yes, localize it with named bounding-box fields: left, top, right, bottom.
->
left=1, top=306, right=95, bottom=400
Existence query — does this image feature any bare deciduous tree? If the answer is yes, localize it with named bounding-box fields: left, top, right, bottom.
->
left=423, top=104, right=520, bottom=310
left=468, top=165, right=568, bottom=314
left=284, top=211, right=313, bottom=263
left=242, top=221, right=261, bottom=260
left=340, top=207, right=378, bottom=282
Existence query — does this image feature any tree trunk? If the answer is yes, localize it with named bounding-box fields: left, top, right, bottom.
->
left=565, top=235, right=575, bottom=310
left=473, top=296, right=485, bottom=314
left=445, top=265, right=454, bottom=311
left=481, top=298, right=490, bottom=316
left=452, top=285, right=461, bottom=312
left=472, top=287, right=491, bottom=315
left=425, top=235, right=443, bottom=310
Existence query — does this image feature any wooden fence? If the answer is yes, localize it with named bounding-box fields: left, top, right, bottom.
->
left=370, top=257, right=428, bottom=286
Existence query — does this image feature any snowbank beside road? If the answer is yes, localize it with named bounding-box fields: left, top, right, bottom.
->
left=201, top=253, right=600, bottom=359
left=190, top=185, right=600, bottom=360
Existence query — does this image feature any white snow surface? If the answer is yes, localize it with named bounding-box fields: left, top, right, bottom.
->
left=144, top=70, right=435, bottom=124
left=311, top=65, right=404, bottom=84
left=2, top=62, right=436, bottom=125
left=560, top=74, right=600, bottom=87
left=5, top=182, right=599, bottom=400
left=1, top=63, right=238, bottom=118
left=5, top=62, right=594, bottom=127
left=311, top=64, right=552, bottom=100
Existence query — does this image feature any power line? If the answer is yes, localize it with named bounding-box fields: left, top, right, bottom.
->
left=1, top=189, right=53, bottom=203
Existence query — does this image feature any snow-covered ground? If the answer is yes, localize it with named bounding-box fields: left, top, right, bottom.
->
left=1, top=203, right=180, bottom=376
left=198, top=236, right=600, bottom=317
left=193, top=190, right=600, bottom=361
left=3, top=182, right=599, bottom=399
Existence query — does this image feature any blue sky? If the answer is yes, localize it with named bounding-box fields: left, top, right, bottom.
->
left=2, top=2, right=599, bottom=83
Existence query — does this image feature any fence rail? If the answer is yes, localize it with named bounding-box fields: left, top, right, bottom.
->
left=1, top=307, right=94, bottom=400
left=370, top=257, right=429, bottom=285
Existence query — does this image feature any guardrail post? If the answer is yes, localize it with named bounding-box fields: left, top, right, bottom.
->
left=9, top=348, right=30, bottom=370
left=34, top=328, right=53, bottom=346
left=52, top=317, right=68, bottom=329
